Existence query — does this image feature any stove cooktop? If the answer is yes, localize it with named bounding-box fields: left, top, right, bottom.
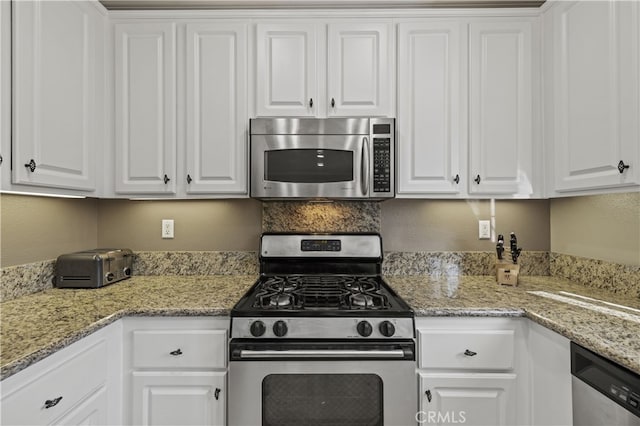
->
left=232, top=274, right=413, bottom=317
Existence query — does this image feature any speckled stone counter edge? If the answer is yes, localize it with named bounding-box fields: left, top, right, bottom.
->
left=0, top=308, right=231, bottom=380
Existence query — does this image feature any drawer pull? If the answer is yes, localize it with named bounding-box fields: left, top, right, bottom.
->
left=425, top=389, right=432, bottom=403
left=214, top=388, right=221, bottom=400
left=169, top=349, right=183, bottom=356
left=44, top=396, right=63, bottom=409
left=464, top=349, right=477, bottom=357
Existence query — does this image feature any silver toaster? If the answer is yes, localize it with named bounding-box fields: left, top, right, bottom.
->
left=54, top=248, right=133, bottom=288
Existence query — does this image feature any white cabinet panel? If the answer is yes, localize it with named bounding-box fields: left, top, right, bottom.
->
left=132, top=372, right=226, bottom=426
left=327, top=22, right=392, bottom=117
left=0, top=0, right=9, bottom=184
left=552, top=0, right=639, bottom=192
left=255, top=23, right=317, bottom=117
left=254, top=21, right=392, bottom=118
left=0, top=322, right=122, bottom=426
left=397, top=22, right=464, bottom=195
left=419, top=373, right=517, bottom=426
left=185, top=23, right=247, bottom=194
left=114, top=22, right=177, bottom=194
left=469, top=21, right=533, bottom=196
left=12, top=0, right=100, bottom=191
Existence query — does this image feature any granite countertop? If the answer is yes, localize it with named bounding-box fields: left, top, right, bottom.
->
left=1, top=274, right=639, bottom=380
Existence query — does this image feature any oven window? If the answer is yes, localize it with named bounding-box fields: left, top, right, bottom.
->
left=262, top=374, right=383, bottom=426
left=265, top=149, right=353, bottom=183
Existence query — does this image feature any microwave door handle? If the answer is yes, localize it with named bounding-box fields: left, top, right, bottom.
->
left=361, top=137, right=369, bottom=195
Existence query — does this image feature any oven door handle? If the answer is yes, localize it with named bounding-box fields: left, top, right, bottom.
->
left=238, top=349, right=406, bottom=359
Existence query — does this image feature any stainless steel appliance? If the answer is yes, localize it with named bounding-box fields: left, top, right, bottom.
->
left=250, top=117, right=395, bottom=200
left=229, top=233, right=415, bottom=426
left=571, top=342, right=640, bottom=425
left=54, top=248, right=133, bottom=288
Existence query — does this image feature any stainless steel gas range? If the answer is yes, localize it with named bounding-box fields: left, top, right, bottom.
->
left=229, top=233, right=416, bottom=426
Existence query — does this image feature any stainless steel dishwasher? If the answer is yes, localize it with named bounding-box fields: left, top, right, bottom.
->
left=571, top=342, right=640, bottom=426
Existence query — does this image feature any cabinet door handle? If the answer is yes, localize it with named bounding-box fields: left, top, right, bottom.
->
left=309, top=98, right=313, bottom=108
left=170, top=349, right=183, bottom=356
left=618, top=160, right=630, bottom=174
left=163, top=174, right=170, bottom=184
left=331, top=98, right=335, bottom=108
left=474, top=174, right=481, bottom=184
left=44, top=396, right=63, bottom=409
left=425, top=389, right=432, bottom=403
left=214, top=388, right=221, bottom=400
left=453, top=174, right=460, bottom=184
left=464, top=349, right=477, bottom=356
left=186, top=174, right=192, bottom=184
left=0, top=154, right=3, bottom=166
left=25, top=159, right=37, bottom=172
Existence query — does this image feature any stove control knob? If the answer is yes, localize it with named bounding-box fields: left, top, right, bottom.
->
left=123, top=267, right=132, bottom=277
left=379, top=321, right=395, bottom=337
left=105, top=272, right=115, bottom=282
left=357, top=321, right=373, bottom=337
left=250, top=321, right=266, bottom=337
left=273, top=320, right=288, bottom=337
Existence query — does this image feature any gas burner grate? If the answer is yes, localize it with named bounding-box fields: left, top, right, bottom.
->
left=252, top=275, right=391, bottom=311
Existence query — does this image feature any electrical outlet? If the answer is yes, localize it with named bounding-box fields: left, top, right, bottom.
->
left=162, top=219, right=174, bottom=239
left=478, top=220, right=491, bottom=239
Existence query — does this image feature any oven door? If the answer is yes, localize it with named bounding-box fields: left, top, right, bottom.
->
left=250, top=134, right=370, bottom=199
left=228, top=339, right=417, bottom=426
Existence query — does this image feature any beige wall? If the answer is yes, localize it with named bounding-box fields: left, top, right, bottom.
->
left=550, top=192, right=640, bottom=266
left=97, top=199, right=262, bottom=251
left=0, top=194, right=99, bottom=267
left=381, top=199, right=550, bottom=251
left=3, top=192, right=637, bottom=268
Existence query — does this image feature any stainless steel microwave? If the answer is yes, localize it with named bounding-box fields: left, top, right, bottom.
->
left=250, top=117, right=395, bottom=200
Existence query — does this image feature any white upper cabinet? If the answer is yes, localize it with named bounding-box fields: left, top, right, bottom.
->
left=468, top=21, right=534, bottom=196
left=397, top=18, right=537, bottom=198
left=114, top=22, right=177, bottom=194
left=327, top=22, right=393, bottom=117
left=255, top=23, right=318, bottom=117
left=550, top=0, right=639, bottom=193
left=185, top=23, right=247, bottom=194
left=254, top=20, right=393, bottom=117
left=12, top=0, right=104, bottom=192
left=397, top=22, right=465, bottom=196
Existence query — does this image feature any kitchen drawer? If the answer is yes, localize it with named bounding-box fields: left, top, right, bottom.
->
left=132, top=329, right=227, bottom=369
left=418, top=329, right=515, bottom=370
left=0, top=340, right=107, bottom=425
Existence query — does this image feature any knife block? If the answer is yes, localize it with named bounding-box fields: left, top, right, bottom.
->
left=496, top=260, right=519, bottom=286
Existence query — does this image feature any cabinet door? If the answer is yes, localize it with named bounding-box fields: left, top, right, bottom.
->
left=468, top=21, right=533, bottom=196
left=185, top=23, right=247, bottom=194
left=553, top=0, right=640, bottom=191
left=12, top=0, right=98, bottom=191
left=114, top=22, right=177, bottom=194
left=327, top=22, right=392, bottom=117
left=132, top=371, right=226, bottom=426
left=397, top=22, right=464, bottom=196
left=255, top=23, right=318, bottom=117
left=418, top=372, right=516, bottom=426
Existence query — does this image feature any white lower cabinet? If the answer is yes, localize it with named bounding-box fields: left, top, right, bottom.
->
left=415, top=317, right=529, bottom=426
left=124, top=317, right=229, bottom=426
left=418, top=372, right=516, bottom=426
left=0, top=322, right=122, bottom=426
left=132, top=371, right=226, bottom=426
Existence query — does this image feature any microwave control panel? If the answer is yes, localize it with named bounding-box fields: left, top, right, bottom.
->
left=373, top=138, right=391, bottom=193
